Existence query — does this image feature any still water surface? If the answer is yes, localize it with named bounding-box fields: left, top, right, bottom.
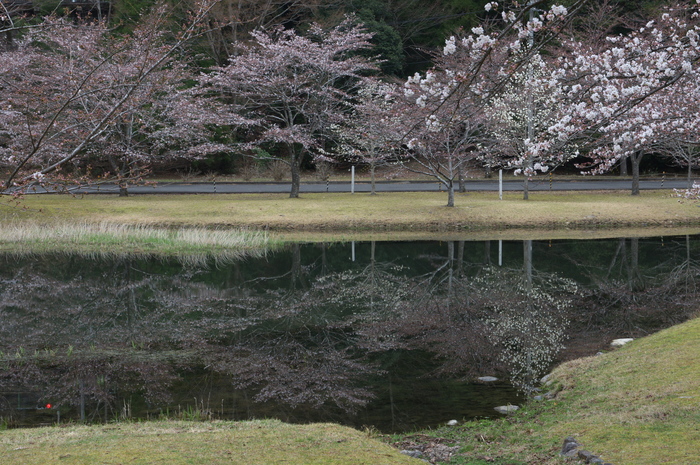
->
left=1, top=236, right=698, bottom=432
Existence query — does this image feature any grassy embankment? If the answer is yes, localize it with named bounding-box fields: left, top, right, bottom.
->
left=3, top=190, right=700, bottom=243
left=0, top=420, right=418, bottom=465
left=395, top=315, right=700, bottom=465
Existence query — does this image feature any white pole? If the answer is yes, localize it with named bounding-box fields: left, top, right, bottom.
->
left=351, top=241, right=356, bottom=262
left=499, top=169, right=503, bottom=200
left=498, top=240, right=502, bottom=267
left=351, top=166, right=355, bottom=194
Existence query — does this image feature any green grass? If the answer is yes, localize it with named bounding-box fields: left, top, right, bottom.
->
left=392, top=315, right=700, bottom=465
left=3, top=190, right=700, bottom=241
left=0, top=420, right=420, bottom=465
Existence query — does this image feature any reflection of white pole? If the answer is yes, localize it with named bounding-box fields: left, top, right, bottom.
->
left=351, top=166, right=355, bottom=194
left=498, top=240, right=502, bottom=266
left=351, top=241, right=355, bottom=262
left=499, top=169, right=503, bottom=200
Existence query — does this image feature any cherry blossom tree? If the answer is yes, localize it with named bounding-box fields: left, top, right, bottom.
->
left=481, top=54, right=579, bottom=199
left=547, top=1, right=700, bottom=195
left=399, top=83, right=485, bottom=207
left=397, top=0, right=588, bottom=206
left=199, top=17, right=378, bottom=198
left=323, top=82, right=404, bottom=195
left=0, top=0, right=223, bottom=195
left=648, top=60, right=700, bottom=189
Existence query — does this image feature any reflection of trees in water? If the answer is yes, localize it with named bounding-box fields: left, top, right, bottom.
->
left=361, top=241, right=578, bottom=394
left=0, top=353, right=180, bottom=422
left=201, top=333, right=377, bottom=413
left=2, top=238, right=700, bottom=424
left=562, top=237, right=700, bottom=338
left=0, top=249, right=403, bottom=417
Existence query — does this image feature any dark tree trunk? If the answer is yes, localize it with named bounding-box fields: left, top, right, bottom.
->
left=688, top=161, right=693, bottom=190
left=523, top=176, right=530, bottom=200
left=631, top=153, right=641, bottom=196
left=458, top=172, right=466, bottom=193
left=289, top=145, right=301, bottom=198
left=447, top=182, right=455, bottom=207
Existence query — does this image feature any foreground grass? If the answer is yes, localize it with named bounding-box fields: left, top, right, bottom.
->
left=397, top=316, right=700, bottom=465
left=3, top=190, right=700, bottom=241
left=0, top=420, right=420, bottom=465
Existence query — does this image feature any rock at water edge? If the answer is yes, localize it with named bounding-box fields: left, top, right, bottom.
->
left=494, top=405, right=519, bottom=414
left=611, top=338, right=634, bottom=347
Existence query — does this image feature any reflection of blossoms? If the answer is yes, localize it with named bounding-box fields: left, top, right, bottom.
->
left=407, top=138, right=422, bottom=150
left=426, top=115, right=441, bottom=132
left=478, top=268, right=578, bottom=394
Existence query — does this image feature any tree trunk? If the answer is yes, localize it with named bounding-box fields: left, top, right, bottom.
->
left=446, top=182, right=455, bottom=207
left=688, top=160, right=693, bottom=190
left=119, top=182, right=129, bottom=197
left=370, top=163, right=377, bottom=195
left=523, top=176, right=530, bottom=200
left=631, top=153, right=641, bottom=196
left=458, top=172, right=466, bottom=193
left=289, top=146, right=301, bottom=198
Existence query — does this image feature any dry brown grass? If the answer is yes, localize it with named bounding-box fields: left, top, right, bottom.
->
left=3, top=190, right=700, bottom=241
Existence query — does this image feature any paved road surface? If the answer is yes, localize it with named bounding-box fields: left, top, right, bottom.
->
left=19, top=178, right=695, bottom=195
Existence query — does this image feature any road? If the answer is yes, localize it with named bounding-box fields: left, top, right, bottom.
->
left=22, top=177, right=694, bottom=195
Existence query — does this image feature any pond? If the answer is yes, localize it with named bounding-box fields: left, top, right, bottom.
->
left=1, top=235, right=699, bottom=432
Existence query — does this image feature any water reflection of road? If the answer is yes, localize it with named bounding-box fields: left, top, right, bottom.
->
left=1, top=237, right=698, bottom=431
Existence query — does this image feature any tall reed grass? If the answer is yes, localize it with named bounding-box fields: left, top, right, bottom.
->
left=0, top=222, right=272, bottom=264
